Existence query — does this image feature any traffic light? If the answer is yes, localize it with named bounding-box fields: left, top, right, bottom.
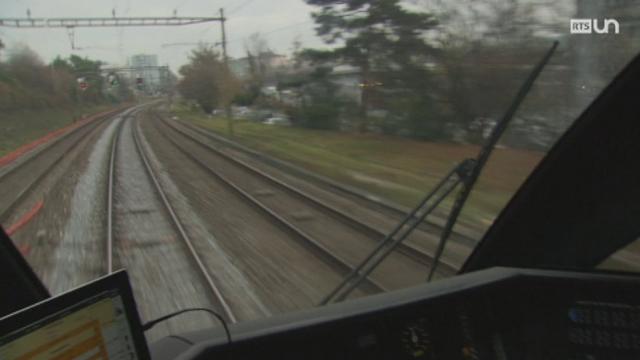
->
left=136, top=76, right=144, bottom=90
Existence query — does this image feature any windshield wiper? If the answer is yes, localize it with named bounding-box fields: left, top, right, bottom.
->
left=321, top=41, right=559, bottom=305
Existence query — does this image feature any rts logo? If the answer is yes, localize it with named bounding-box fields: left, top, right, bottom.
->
left=570, top=19, right=620, bottom=34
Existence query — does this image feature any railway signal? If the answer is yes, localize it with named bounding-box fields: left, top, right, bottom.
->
left=108, top=74, right=119, bottom=87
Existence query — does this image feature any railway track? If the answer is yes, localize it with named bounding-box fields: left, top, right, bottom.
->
left=107, top=111, right=237, bottom=330
left=162, top=117, right=460, bottom=275
left=0, top=107, right=127, bottom=225
left=177, top=118, right=481, bottom=248
left=146, top=114, right=386, bottom=294
left=150, top=113, right=451, bottom=293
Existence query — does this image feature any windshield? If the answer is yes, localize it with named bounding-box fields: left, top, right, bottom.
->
left=0, top=0, right=638, bottom=342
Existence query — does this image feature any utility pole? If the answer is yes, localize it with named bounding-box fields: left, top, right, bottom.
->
left=220, top=8, right=234, bottom=136
left=220, top=9, right=228, bottom=65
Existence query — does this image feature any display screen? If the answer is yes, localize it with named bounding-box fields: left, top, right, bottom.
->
left=0, top=291, right=138, bottom=360
left=567, top=301, right=640, bottom=358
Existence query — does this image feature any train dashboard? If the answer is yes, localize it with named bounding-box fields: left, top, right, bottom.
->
left=151, top=267, right=640, bottom=360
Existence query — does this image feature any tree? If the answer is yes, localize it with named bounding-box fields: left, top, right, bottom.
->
left=2, top=45, right=58, bottom=109
left=245, top=33, right=271, bottom=82
left=178, top=45, right=239, bottom=114
left=409, top=0, right=572, bottom=143
left=234, top=33, right=274, bottom=107
left=0, top=45, right=112, bottom=111
left=49, top=57, right=77, bottom=105
left=292, top=67, right=343, bottom=130
left=49, top=54, right=106, bottom=104
left=303, top=0, right=439, bottom=133
left=7, top=45, right=47, bottom=88
left=290, top=35, right=304, bottom=70
left=178, top=46, right=224, bottom=113
left=68, top=55, right=104, bottom=104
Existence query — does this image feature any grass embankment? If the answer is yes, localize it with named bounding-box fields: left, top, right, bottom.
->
left=173, top=108, right=545, bottom=235
left=0, top=105, right=114, bottom=157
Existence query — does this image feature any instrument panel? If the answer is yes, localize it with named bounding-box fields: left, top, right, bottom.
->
left=167, top=268, right=640, bottom=360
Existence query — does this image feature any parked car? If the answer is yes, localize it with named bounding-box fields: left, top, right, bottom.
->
left=264, top=116, right=291, bottom=126
left=248, top=110, right=273, bottom=122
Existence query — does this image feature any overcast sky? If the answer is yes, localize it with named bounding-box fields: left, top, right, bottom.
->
left=0, top=0, right=327, bottom=70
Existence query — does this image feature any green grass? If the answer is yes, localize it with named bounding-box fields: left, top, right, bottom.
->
left=0, top=104, right=114, bottom=157
left=173, top=107, right=544, bottom=234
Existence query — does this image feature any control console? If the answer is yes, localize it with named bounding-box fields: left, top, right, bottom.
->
left=154, top=268, right=640, bottom=360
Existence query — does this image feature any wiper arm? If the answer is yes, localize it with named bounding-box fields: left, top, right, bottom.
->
left=321, top=41, right=559, bottom=305
left=428, top=40, right=559, bottom=280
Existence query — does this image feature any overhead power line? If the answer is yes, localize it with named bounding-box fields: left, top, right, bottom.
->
left=161, top=42, right=220, bottom=48
left=225, top=20, right=313, bottom=45
left=0, top=16, right=224, bottom=28
left=1, top=13, right=232, bottom=70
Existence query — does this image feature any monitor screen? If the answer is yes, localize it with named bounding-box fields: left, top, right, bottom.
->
left=0, top=289, right=140, bottom=360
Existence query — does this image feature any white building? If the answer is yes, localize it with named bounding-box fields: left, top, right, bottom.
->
left=229, top=52, right=290, bottom=81
left=128, top=54, right=164, bottom=91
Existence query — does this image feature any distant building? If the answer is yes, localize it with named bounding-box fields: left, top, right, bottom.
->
left=130, top=54, right=158, bottom=68
left=329, top=64, right=368, bottom=104
left=229, top=58, right=251, bottom=79
left=229, top=51, right=290, bottom=81
left=128, top=54, right=165, bottom=92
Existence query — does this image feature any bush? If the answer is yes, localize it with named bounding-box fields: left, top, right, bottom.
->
left=406, top=107, right=449, bottom=141
left=233, top=84, right=261, bottom=106
left=299, top=101, right=340, bottom=130
left=0, top=48, right=114, bottom=112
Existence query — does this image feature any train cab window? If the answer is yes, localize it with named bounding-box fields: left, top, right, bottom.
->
left=1, top=1, right=640, bottom=358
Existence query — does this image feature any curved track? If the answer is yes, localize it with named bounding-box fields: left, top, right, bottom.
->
left=163, top=117, right=473, bottom=273
left=148, top=113, right=448, bottom=293
left=0, top=109, right=123, bottom=224
left=176, top=119, right=481, bottom=247
left=165, top=117, right=460, bottom=274
left=107, top=111, right=237, bottom=340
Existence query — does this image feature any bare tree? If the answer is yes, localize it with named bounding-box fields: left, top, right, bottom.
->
left=244, top=32, right=272, bottom=82
left=406, top=0, right=572, bottom=143
left=7, top=45, right=48, bottom=89
left=178, top=45, right=240, bottom=115
left=412, top=0, right=572, bottom=44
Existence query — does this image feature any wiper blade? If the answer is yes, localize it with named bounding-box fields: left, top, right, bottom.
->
left=321, top=41, right=559, bottom=305
left=427, top=40, right=559, bottom=280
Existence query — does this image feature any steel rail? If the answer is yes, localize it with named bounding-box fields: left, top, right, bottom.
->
left=106, top=118, right=127, bottom=274
left=178, top=119, right=480, bottom=247
left=0, top=109, right=126, bottom=224
left=151, top=119, right=387, bottom=296
left=129, top=117, right=237, bottom=323
left=161, top=117, right=459, bottom=275
left=0, top=108, right=125, bottom=184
